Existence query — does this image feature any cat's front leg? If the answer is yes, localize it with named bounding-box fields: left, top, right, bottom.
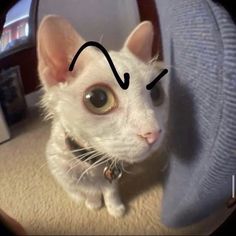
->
left=85, top=192, right=103, bottom=210
left=102, top=182, right=125, bottom=217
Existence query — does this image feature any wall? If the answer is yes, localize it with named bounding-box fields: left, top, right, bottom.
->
left=37, top=0, right=140, bottom=50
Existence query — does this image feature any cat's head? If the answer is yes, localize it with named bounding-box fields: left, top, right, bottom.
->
left=37, top=15, right=169, bottom=163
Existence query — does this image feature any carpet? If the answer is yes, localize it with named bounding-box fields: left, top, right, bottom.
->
left=0, top=107, right=232, bottom=235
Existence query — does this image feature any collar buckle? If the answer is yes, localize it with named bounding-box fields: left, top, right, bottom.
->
left=103, top=161, right=123, bottom=183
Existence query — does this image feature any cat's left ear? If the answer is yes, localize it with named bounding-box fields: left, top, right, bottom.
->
left=123, top=21, right=154, bottom=62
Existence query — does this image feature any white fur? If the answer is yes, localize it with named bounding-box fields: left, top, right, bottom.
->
left=38, top=16, right=169, bottom=217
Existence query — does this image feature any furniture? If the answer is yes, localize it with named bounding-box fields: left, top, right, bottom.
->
left=0, top=106, right=10, bottom=143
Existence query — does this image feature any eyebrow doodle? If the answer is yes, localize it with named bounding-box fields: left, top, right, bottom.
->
left=69, top=41, right=129, bottom=89
left=146, top=68, right=168, bottom=90
left=69, top=41, right=168, bottom=90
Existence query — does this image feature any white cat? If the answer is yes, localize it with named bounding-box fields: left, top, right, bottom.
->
left=37, top=15, right=169, bottom=217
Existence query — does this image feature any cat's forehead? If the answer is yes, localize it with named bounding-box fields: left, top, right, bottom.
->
left=91, top=50, right=155, bottom=84
left=71, top=49, right=159, bottom=94
left=109, top=50, right=149, bottom=76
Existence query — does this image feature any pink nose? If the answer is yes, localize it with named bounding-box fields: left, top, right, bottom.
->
left=139, top=130, right=162, bottom=145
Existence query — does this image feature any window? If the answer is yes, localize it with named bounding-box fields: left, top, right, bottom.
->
left=16, top=22, right=29, bottom=39
left=0, top=30, right=12, bottom=52
left=0, top=0, right=36, bottom=56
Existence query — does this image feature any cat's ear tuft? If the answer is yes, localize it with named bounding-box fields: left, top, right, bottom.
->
left=37, top=15, right=92, bottom=89
left=124, top=21, right=154, bottom=62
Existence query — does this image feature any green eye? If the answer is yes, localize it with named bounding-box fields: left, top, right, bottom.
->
left=83, top=85, right=117, bottom=114
left=150, top=84, right=165, bottom=106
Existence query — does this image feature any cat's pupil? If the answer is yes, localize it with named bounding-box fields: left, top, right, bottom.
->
left=86, top=89, right=107, bottom=108
left=83, top=85, right=116, bottom=114
left=150, top=85, right=164, bottom=106
left=151, top=86, right=160, bottom=100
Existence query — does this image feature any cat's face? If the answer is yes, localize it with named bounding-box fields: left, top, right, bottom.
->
left=38, top=16, right=169, bottom=163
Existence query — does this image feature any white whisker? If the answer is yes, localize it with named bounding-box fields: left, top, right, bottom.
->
left=66, top=151, right=101, bottom=175
left=70, top=146, right=93, bottom=153
left=80, top=151, right=103, bottom=163
left=38, top=161, right=48, bottom=171
left=121, top=161, right=134, bottom=175
left=68, top=150, right=97, bottom=164
left=76, top=156, right=109, bottom=185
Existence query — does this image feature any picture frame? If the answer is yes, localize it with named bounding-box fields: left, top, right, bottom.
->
left=0, top=65, right=27, bottom=125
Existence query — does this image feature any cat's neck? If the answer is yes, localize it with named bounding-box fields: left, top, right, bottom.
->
left=51, top=121, right=124, bottom=183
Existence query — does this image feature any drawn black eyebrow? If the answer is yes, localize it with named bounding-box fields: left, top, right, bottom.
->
left=69, top=41, right=129, bottom=90
left=69, top=41, right=168, bottom=90
left=146, top=69, right=168, bottom=90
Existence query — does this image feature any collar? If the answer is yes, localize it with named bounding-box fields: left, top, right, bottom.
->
left=65, top=135, right=102, bottom=165
left=65, top=134, right=123, bottom=183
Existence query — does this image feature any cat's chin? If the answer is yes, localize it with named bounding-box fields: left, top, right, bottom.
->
left=123, top=152, right=150, bottom=164
left=130, top=156, right=148, bottom=164
left=126, top=144, right=161, bottom=164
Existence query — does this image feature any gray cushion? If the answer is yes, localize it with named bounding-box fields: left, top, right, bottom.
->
left=156, top=0, right=236, bottom=227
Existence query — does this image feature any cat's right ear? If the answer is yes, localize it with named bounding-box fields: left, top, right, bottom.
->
left=37, top=15, right=93, bottom=89
left=123, top=21, right=154, bottom=62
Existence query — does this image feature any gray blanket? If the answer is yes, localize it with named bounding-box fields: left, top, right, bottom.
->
left=156, top=0, right=236, bottom=227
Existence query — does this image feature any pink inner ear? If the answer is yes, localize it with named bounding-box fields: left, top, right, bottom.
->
left=124, top=21, right=153, bottom=62
left=37, top=15, right=89, bottom=89
left=41, top=68, right=64, bottom=87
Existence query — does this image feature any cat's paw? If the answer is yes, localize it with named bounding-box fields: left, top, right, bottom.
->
left=107, top=203, right=126, bottom=218
left=85, top=197, right=103, bottom=210
left=68, top=192, right=84, bottom=203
